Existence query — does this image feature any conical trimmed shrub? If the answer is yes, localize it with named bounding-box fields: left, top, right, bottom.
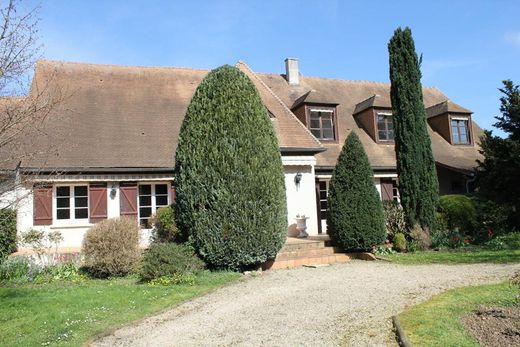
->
left=174, top=65, right=287, bottom=270
left=388, top=27, right=439, bottom=231
left=327, top=132, right=386, bottom=251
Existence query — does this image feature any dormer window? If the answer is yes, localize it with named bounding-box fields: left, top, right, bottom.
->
left=451, top=117, right=470, bottom=144
left=377, top=113, right=394, bottom=142
left=309, top=108, right=336, bottom=141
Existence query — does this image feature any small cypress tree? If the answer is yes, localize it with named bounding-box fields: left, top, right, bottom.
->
left=327, top=132, right=386, bottom=251
left=174, top=65, right=287, bottom=270
left=388, top=27, right=439, bottom=231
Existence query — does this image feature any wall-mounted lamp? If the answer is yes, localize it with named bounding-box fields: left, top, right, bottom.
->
left=294, top=172, right=302, bottom=186
left=110, top=184, right=117, bottom=199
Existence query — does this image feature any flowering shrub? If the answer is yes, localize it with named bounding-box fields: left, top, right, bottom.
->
left=485, top=233, right=520, bottom=251
left=0, top=256, right=42, bottom=283
left=19, top=229, right=63, bottom=266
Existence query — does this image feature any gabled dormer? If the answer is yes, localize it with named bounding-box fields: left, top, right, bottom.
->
left=426, top=100, right=473, bottom=145
left=291, top=90, right=339, bottom=142
left=353, top=94, right=394, bottom=143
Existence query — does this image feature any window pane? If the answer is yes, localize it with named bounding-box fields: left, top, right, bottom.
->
left=322, top=119, right=332, bottom=129
left=451, top=120, right=458, bottom=127
left=139, top=196, right=151, bottom=207
left=56, top=186, right=70, bottom=197
left=140, top=218, right=150, bottom=228
left=156, top=195, right=168, bottom=206
left=320, top=210, right=327, bottom=219
left=310, top=111, right=320, bottom=120
left=388, top=130, right=395, bottom=140
left=319, top=181, right=327, bottom=190
left=57, top=197, right=70, bottom=208
left=453, top=133, right=460, bottom=144
left=57, top=209, right=70, bottom=220
left=319, top=190, right=327, bottom=199
left=75, top=197, right=88, bottom=208
left=320, top=200, right=328, bottom=210
left=155, top=184, right=167, bottom=195
left=74, top=186, right=87, bottom=197
left=311, top=129, right=321, bottom=138
left=322, top=128, right=333, bottom=139
left=387, top=120, right=394, bottom=131
left=378, top=131, right=387, bottom=140
left=75, top=208, right=88, bottom=219
left=310, top=118, right=320, bottom=129
left=139, top=185, right=151, bottom=195
left=140, top=207, right=152, bottom=218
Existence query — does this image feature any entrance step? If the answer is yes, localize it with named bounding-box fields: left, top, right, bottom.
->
left=263, top=236, right=351, bottom=270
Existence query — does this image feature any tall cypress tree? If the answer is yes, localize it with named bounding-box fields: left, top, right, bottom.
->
left=327, top=132, right=386, bottom=251
left=174, top=65, right=287, bottom=271
left=388, top=27, right=439, bottom=231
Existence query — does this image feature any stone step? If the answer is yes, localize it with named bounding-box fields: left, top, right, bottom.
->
left=266, top=253, right=351, bottom=270
left=280, top=240, right=327, bottom=252
left=275, top=247, right=336, bottom=260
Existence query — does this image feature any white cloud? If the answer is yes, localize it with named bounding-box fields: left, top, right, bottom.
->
left=504, top=32, right=520, bottom=47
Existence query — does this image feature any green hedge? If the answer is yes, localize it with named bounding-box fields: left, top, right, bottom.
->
left=439, top=195, right=477, bottom=234
left=0, top=209, right=17, bottom=261
left=174, top=65, right=287, bottom=270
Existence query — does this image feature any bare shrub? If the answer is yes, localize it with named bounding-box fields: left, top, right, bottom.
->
left=410, top=224, right=432, bottom=251
left=82, top=217, right=140, bottom=277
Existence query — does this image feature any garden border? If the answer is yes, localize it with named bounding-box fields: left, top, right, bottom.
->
left=392, top=315, right=412, bottom=347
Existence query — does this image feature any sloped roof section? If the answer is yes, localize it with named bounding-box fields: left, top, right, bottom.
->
left=11, top=60, right=322, bottom=170
left=235, top=61, right=323, bottom=152
left=292, top=90, right=339, bottom=109
left=353, top=94, right=392, bottom=115
left=426, top=99, right=472, bottom=118
left=257, top=73, right=483, bottom=171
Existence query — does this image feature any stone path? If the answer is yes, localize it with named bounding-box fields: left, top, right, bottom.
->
left=92, top=261, right=520, bottom=347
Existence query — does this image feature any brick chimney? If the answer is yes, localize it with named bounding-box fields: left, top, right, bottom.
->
left=285, top=58, right=299, bottom=86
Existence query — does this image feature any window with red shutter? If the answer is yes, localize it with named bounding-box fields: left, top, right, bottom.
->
left=120, top=182, right=138, bottom=219
left=89, top=183, right=107, bottom=223
left=33, top=185, right=53, bottom=225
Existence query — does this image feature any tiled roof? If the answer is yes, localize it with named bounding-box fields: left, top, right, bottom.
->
left=4, top=59, right=482, bottom=173
left=257, top=73, right=483, bottom=171
left=9, top=60, right=321, bottom=170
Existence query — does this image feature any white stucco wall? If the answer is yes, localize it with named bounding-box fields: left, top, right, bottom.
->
left=282, top=156, right=318, bottom=236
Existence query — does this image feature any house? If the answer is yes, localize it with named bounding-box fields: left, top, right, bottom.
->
left=1, top=58, right=483, bottom=250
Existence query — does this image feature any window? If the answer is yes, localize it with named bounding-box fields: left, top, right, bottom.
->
left=56, top=185, right=88, bottom=220
left=318, top=181, right=328, bottom=220
left=309, top=108, right=335, bottom=140
left=380, top=178, right=400, bottom=203
left=451, top=118, right=470, bottom=144
left=138, top=183, right=169, bottom=228
left=377, top=113, right=394, bottom=141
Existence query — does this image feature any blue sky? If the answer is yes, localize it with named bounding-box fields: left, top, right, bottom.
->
left=30, top=0, right=520, bottom=135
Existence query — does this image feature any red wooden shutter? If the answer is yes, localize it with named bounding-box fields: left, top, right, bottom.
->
left=34, top=185, right=53, bottom=225
left=89, top=183, right=107, bottom=223
left=120, top=182, right=138, bottom=219
left=380, top=179, right=394, bottom=201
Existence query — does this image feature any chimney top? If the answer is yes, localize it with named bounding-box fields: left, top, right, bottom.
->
left=285, top=58, right=299, bottom=86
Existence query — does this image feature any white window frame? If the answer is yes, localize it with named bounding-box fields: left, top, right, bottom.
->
left=52, top=184, right=90, bottom=226
left=450, top=116, right=471, bottom=145
left=137, top=182, right=171, bottom=229
left=376, top=112, right=394, bottom=142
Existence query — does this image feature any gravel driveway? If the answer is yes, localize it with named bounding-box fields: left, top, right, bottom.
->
left=92, top=261, right=520, bottom=347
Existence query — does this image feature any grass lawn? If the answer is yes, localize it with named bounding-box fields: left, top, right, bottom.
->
left=0, top=271, right=240, bottom=347
left=398, top=281, right=518, bottom=346
left=381, top=247, right=520, bottom=264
